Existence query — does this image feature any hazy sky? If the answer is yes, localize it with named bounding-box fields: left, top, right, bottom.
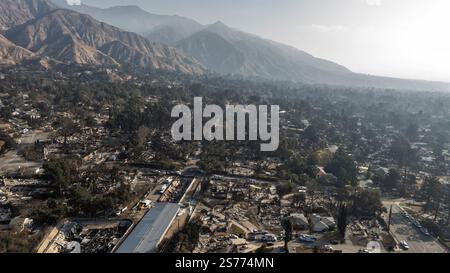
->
left=75, top=0, right=450, bottom=82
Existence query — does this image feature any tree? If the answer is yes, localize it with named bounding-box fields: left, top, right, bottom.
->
left=405, top=122, right=419, bottom=141
left=337, top=204, right=348, bottom=240
left=306, top=179, right=323, bottom=208
left=286, top=155, right=307, bottom=175
left=281, top=218, right=293, bottom=253
left=390, top=136, right=416, bottom=174
left=67, top=185, right=116, bottom=217
left=422, top=177, right=441, bottom=213
left=0, top=131, right=15, bottom=151
left=445, top=190, right=450, bottom=225
left=383, top=168, right=401, bottom=190
left=53, top=117, right=79, bottom=151
left=276, top=182, right=294, bottom=197
left=142, top=102, right=172, bottom=129
left=43, top=159, right=78, bottom=196
left=303, top=125, right=319, bottom=144
left=135, top=125, right=151, bottom=147
left=0, top=235, right=10, bottom=253
left=351, top=189, right=383, bottom=217
left=406, top=174, right=417, bottom=185
left=30, top=207, right=60, bottom=226
left=325, top=149, right=357, bottom=187
left=0, top=106, right=12, bottom=120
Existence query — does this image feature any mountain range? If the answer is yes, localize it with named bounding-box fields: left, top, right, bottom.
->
left=49, top=0, right=450, bottom=91
left=0, top=0, right=449, bottom=91
left=51, top=0, right=353, bottom=83
left=175, top=21, right=353, bottom=83
left=0, top=0, right=205, bottom=74
left=0, top=33, right=35, bottom=65
left=0, top=0, right=57, bottom=30
left=51, top=0, right=203, bottom=41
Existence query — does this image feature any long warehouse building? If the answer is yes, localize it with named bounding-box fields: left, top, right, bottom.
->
left=116, top=202, right=180, bottom=253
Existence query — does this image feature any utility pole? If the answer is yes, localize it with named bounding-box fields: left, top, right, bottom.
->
left=387, top=205, right=393, bottom=232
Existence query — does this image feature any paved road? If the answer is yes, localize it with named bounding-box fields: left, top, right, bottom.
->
left=0, top=130, right=48, bottom=174
left=388, top=204, right=446, bottom=253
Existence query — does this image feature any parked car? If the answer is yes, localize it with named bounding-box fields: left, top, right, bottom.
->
left=261, top=234, right=277, bottom=243
left=400, top=241, right=409, bottom=250
left=298, top=234, right=316, bottom=243
left=329, top=240, right=340, bottom=245
left=413, top=221, right=422, bottom=229
left=323, top=245, right=334, bottom=252
left=421, top=228, right=431, bottom=236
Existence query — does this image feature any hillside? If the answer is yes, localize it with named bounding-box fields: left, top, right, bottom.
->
left=4, top=8, right=205, bottom=74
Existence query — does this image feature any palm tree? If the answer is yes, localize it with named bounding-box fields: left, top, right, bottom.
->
left=423, top=177, right=440, bottom=213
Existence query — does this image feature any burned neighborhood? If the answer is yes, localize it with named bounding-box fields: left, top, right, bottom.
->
left=0, top=0, right=449, bottom=259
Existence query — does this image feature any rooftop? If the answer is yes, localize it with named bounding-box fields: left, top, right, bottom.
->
left=115, top=202, right=179, bottom=253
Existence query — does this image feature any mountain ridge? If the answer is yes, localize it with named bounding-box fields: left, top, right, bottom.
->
left=2, top=0, right=449, bottom=91
left=2, top=7, right=205, bottom=74
left=175, top=20, right=353, bottom=83
left=51, top=0, right=203, bottom=40
left=0, top=34, right=36, bottom=64
left=0, top=0, right=57, bottom=30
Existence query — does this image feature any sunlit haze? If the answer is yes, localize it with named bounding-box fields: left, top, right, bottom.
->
left=80, top=0, right=450, bottom=82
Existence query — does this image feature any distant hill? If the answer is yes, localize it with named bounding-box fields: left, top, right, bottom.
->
left=175, top=30, right=244, bottom=75
left=0, top=0, right=56, bottom=30
left=2, top=1, right=449, bottom=91
left=144, top=19, right=204, bottom=45
left=1, top=6, right=205, bottom=74
left=171, top=21, right=450, bottom=91
left=51, top=0, right=202, bottom=40
left=176, top=22, right=352, bottom=83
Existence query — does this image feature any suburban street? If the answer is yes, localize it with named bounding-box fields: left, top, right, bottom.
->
left=386, top=203, right=446, bottom=253
left=0, top=130, right=49, bottom=174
